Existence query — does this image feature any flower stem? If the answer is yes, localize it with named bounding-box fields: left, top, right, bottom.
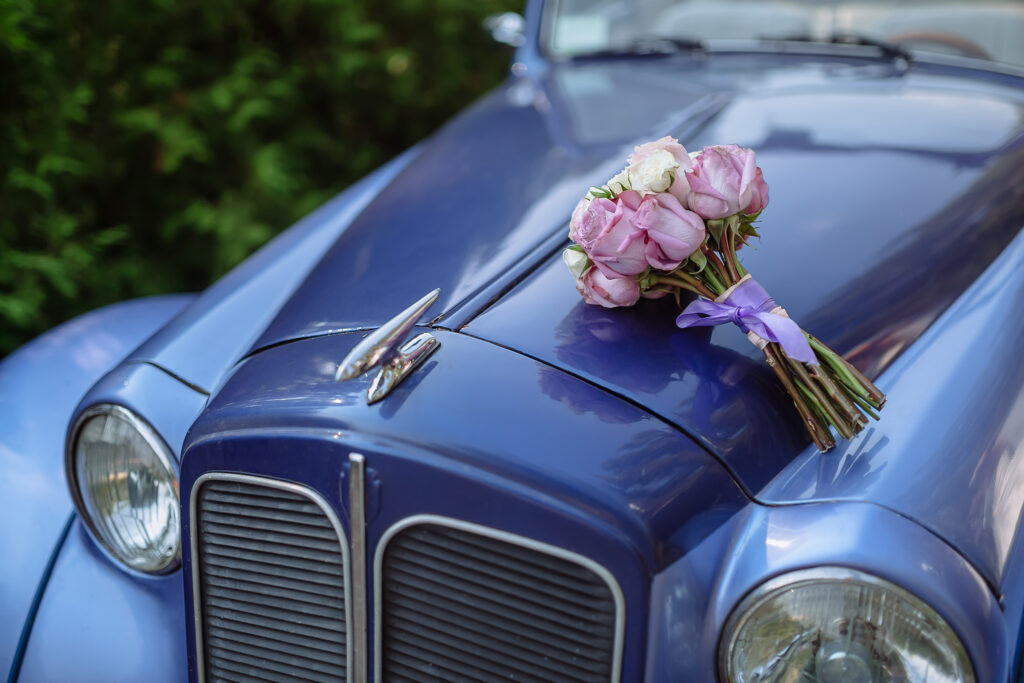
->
left=786, top=356, right=855, bottom=439
left=721, top=230, right=741, bottom=282
left=811, top=362, right=869, bottom=432
left=845, top=388, right=881, bottom=420
left=702, top=247, right=734, bottom=289
left=698, top=265, right=726, bottom=297
left=806, top=333, right=886, bottom=408
left=763, top=343, right=835, bottom=452
left=657, top=273, right=717, bottom=300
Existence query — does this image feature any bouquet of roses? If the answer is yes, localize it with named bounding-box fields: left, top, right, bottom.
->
left=563, top=137, right=885, bottom=452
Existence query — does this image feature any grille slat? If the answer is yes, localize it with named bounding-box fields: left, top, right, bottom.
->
left=387, top=609, right=607, bottom=679
left=201, top=531, right=343, bottom=564
left=208, top=664, right=283, bottom=683
left=201, top=523, right=341, bottom=553
left=204, top=585, right=346, bottom=619
left=204, top=573, right=345, bottom=611
left=207, top=605, right=346, bottom=638
left=208, top=646, right=339, bottom=683
left=195, top=478, right=348, bottom=682
left=201, top=500, right=332, bottom=528
left=202, top=558, right=346, bottom=598
left=202, top=546, right=346, bottom=580
left=407, top=525, right=605, bottom=587
left=388, top=543, right=614, bottom=622
left=386, top=591, right=609, bottom=666
left=387, top=566, right=612, bottom=646
left=207, top=628, right=345, bottom=671
left=208, top=617, right=345, bottom=655
left=396, top=533, right=611, bottom=600
left=381, top=523, right=618, bottom=682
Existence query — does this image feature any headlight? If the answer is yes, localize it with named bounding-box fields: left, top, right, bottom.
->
left=66, top=404, right=180, bottom=574
left=720, top=568, right=974, bottom=683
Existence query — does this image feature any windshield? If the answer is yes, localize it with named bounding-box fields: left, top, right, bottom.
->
left=545, top=0, right=1024, bottom=68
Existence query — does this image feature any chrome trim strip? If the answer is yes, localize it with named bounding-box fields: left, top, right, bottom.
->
left=372, top=514, right=626, bottom=683
left=348, top=454, right=368, bottom=683
left=64, top=403, right=181, bottom=575
left=189, top=472, right=354, bottom=683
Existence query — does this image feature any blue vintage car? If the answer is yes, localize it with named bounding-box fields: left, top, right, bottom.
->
left=3, top=0, right=1023, bottom=681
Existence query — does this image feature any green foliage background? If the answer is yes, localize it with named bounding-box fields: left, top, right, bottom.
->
left=0, top=0, right=520, bottom=356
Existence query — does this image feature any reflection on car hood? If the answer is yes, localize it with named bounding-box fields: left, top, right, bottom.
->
left=252, top=55, right=1024, bottom=490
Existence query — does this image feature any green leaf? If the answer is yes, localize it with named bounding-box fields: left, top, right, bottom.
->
left=684, top=248, right=707, bottom=274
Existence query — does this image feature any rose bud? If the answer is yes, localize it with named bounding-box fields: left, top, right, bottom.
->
left=575, top=268, right=641, bottom=308
left=686, top=144, right=762, bottom=219
left=631, top=193, right=706, bottom=271
left=570, top=190, right=647, bottom=278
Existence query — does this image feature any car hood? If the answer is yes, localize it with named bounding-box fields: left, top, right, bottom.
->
left=245, top=55, right=1024, bottom=494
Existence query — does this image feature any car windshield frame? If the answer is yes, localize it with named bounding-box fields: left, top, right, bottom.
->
left=539, top=0, right=1024, bottom=74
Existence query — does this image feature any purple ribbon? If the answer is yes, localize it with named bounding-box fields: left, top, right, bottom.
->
left=675, top=277, right=817, bottom=364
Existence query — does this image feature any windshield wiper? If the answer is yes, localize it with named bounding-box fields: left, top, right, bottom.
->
left=765, top=32, right=912, bottom=63
left=576, top=36, right=705, bottom=60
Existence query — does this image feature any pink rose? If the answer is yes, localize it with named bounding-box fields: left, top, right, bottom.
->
left=568, top=196, right=589, bottom=238
left=570, top=190, right=647, bottom=278
left=628, top=136, right=692, bottom=204
left=628, top=136, right=690, bottom=167
left=742, top=167, right=769, bottom=215
left=686, top=145, right=765, bottom=219
left=631, top=193, right=706, bottom=270
left=575, top=268, right=640, bottom=308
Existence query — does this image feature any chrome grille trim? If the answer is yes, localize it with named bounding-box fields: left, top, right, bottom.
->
left=189, top=473, right=353, bottom=683
left=373, top=514, right=625, bottom=682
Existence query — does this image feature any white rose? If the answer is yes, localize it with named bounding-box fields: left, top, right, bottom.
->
left=628, top=149, right=677, bottom=193
left=606, top=168, right=631, bottom=195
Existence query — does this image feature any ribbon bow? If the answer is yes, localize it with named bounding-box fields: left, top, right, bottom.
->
left=675, top=276, right=817, bottom=364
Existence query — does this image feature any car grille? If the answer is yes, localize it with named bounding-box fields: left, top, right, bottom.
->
left=378, top=522, right=619, bottom=682
left=193, top=477, right=349, bottom=682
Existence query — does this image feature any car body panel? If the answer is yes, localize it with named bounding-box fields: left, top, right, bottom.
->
left=9, top=4, right=1024, bottom=680
left=251, top=56, right=1024, bottom=362
left=0, top=295, right=191, bottom=677
left=184, top=329, right=749, bottom=574
left=180, top=329, right=753, bottom=682
left=127, top=147, right=422, bottom=395
left=758, top=226, right=1024, bottom=589
left=16, top=522, right=186, bottom=683
left=644, top=500, right=1005, bottom=682
left=462, top=221, right=1024, bottom=593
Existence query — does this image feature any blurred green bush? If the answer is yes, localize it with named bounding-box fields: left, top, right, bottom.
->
left=0, top=0, right=520, bottom=356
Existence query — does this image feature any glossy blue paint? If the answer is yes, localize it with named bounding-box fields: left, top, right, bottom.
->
left=758, top=227, right=1024, bottom=588
left=10, top=11, right=1024, bottom=681
left=184, top=330, right=748, bottom=573
left=128, top=147, right=422, bottom=395
left=6, top=515, right=72, bottom=683
left=464, top=62, right=1024, bottom=493
left=645, top=501, right=1004, bottom=682
left=70, top=361, right=210, bottom=466
left=16, top=521, right=186, bottom=683
left=0, top=295, right=191, bottom=678
left=253, top=55, right=1024, bottom=357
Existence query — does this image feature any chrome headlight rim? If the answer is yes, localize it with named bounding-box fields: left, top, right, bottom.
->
left=65, top=402, right=182, bottom=575
left=718, top=566, right=976, bottom=683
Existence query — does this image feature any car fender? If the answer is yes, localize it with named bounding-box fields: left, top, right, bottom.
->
left=646, top=500, right=1004, bottom=682
left=0, top=294, right=192, bottom=679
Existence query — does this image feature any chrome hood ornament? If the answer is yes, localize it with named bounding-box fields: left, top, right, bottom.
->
left=335, top=289, right=441, bottom=404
